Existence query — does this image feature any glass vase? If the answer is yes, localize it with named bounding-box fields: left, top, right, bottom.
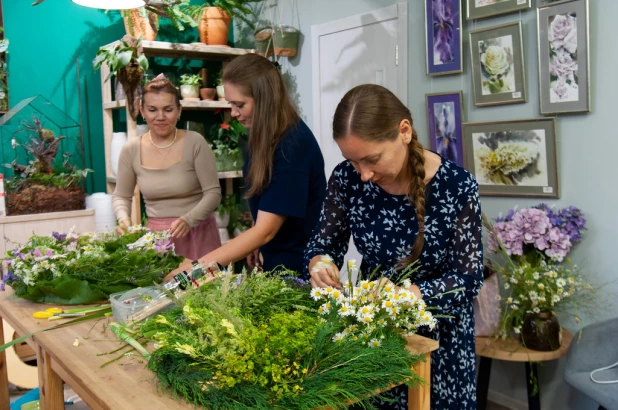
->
left=521, top=311, right=562, bottom=351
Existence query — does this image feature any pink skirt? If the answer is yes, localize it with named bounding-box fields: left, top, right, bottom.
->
left=146, top=215, right=221, bottom=261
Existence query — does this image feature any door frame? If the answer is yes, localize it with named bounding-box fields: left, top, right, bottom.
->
left=310, top=2, right=408, bottom=144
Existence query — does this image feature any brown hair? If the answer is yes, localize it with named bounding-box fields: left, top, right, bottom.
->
left=141, top=78, right=181, bottom=108
left=223, top=53, right=299, bottom=197
left=333, top=84, right=426, bottom=267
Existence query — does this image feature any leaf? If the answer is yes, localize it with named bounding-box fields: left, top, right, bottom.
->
left=137, top=55, right=149, bottom=72
left=117, top=50, right=134, bottom=68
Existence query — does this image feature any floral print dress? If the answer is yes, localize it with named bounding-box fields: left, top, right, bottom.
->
left=304, top=157, right=483, bottom=410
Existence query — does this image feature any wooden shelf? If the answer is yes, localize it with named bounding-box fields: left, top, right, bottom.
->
left=103, top=99, right=230, bottom=110
left=101, top=40, right=255, bottom=61
left=107, top=172, right=240, bottom=183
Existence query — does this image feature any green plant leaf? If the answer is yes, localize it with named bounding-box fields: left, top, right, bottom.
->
left=137, top=55, right=149, bottom=72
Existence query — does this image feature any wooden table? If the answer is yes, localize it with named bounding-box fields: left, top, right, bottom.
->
left=0, top=288, right=438, bottom=410
left=476, top=329, right=573, bottom=410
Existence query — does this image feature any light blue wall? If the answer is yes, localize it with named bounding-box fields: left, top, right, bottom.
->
left=270, top=0, right=616, bottom=409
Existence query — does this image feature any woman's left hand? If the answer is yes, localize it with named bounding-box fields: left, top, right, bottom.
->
left=170, top=218, right=190, bottom=238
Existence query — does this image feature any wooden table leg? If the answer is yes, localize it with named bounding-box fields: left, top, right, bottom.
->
left=525, top=362, right=541, bottom=410
left=36, top=345, right=64, bottom=410
left=477, top=356, right=492, bottom=410
left=0, top=317, right=9, bottom=410
left=408, top=352, right=431, bottom=410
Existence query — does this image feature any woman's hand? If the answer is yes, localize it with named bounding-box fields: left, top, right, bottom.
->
left=170, top=218, right=190, bottom=238
left=309, top=255, right=342, bottom=289
left=116, top=218, right=131, bottom=235
left=246, top=249, right=261, bottom=269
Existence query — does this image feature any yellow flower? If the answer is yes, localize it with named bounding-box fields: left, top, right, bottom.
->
left=175, top=343, right=195, bottom=355
left=302, top=368, right=308, bottom=374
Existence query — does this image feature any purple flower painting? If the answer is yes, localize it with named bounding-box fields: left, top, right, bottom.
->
left=426, top=0, right=461, bottom=75
left=426, top=92, right=464, bottom=167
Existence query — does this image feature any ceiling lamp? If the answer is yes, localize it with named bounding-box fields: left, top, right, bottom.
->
left=72, top=0, right=146, bottom=9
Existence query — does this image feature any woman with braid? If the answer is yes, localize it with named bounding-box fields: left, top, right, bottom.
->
left=305, top=84, right=483, bottom=410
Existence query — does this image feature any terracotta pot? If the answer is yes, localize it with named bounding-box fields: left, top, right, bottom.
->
left=123, top=9, right=158, bottom=41
left=521, top=311, right=562, bottom=351
left=198, top=7, right=231, bottom=46
left=200, top=88, right=217, bottom=101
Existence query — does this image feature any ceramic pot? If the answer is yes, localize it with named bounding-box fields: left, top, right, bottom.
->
left=180, top=85, right=199, bottom=99
left=521, top=311, right=562, bottom=351
left=110, top=132, right=128, bottom=177
left=198, top=7, right=231, bottom=46
left=214, top=211, right=230, bottom=228
left=200, top=88, right=216, bottom=101
left=216, top=85, right=225, bottom=101
left=123, top=9, right=158, bottom=41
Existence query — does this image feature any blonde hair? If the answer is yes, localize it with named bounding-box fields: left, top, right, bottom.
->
left=333, top=84, right=426, bottom=266
left=223, top=54, right=299, bottom=197
left=141, top=78, right=181, bottom=108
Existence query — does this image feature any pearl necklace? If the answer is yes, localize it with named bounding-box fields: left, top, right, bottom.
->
left=149, top=128, right=177, bottom=149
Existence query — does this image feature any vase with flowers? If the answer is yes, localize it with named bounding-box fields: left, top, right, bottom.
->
left=484, top=204, right=592, bottom=351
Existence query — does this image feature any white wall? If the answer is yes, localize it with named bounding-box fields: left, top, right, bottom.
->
left=241, top=1, right=617, bottom=409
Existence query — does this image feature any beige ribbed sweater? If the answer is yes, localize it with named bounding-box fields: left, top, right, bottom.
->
left=112, top=131, right=221, bottom=228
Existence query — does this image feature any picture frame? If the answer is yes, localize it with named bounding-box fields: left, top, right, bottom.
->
left=469, top=21, right=527, bottom=107
left=536, top=0, right=572, bottom=8
left=462, top=117, right=559, bottom=198
left=426, top=91, right=465, bottom=167
left=466, top=0, right=531, bottom=20
left=537, top=0, right=590, bottom=114
left=425, top=0, right=463, bottom=76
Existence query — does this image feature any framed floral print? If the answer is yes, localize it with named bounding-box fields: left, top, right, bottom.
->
left=466, top=0, right=531, bottom=20
left=462, top=118, right=559, bottom=198
left=469, top=21, right=527, bottom=107
left=537, top=0, right=590, bottom=114
left=426, top=92, right=465, bottom=167
left=425, top=0, right=463, bottom=75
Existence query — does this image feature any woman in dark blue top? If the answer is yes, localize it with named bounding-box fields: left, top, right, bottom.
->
left=305, top=85, right=483, bottom=410
left=173, top=53, right=326, bottom=274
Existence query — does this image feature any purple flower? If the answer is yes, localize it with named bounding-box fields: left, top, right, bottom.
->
left=33, top=249, right=42, bottom=257
left=432, top=0, right=455, bottom=64
left=154, top=238, right=173, bottom=254
left=51, top=231, right=67, bottom=242
left=435, top=102, right=458, bottom=163
left=283, top=276, right=309, bottom=288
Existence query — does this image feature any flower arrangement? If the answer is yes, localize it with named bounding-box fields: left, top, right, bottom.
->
left=485, top=204, right=591, bottom=338
left=1, top=225, right=184, bottom=304
left=107, top=263, right=435, bottom=409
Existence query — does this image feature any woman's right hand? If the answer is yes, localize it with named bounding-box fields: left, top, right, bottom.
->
left=116, top=218, right=131, bottom=235
left=309, top=255, right=342, bottom=289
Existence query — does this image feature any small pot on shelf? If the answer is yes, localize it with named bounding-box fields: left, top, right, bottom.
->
left=200, top=88, right=217, bottom=101
left=216, top=85, right=225, bottom=101
left=180, top=85, right=200, bottom=100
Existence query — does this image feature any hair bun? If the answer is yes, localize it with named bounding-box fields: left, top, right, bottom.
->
left=154, top=73, right=167, bottom=81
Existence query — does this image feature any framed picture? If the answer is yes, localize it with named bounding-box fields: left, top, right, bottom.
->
left=537, top=0, right=590, bottom=114
left=425, top=0, right=462, bottom=75
left=426, top=92, right=465, bottom=167
left=537, top=0, right=571, bottom=7
left=469, top=21, right=527, bottom=107
left=463, top=118, right=559, bottom=198
left=466, top=0, right=531, bottom=20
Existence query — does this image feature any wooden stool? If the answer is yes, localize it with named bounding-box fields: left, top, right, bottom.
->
left=476, top=329, right=573, bottom=410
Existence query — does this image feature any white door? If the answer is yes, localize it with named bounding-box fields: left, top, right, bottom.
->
left=311, top=3, right=408, bottom=272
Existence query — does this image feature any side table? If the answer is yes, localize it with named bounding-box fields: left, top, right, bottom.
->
left=476, top=329, right=573, bottom=410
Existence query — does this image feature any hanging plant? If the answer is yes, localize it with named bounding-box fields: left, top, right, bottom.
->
left=93, top=35, right=148, bottom=121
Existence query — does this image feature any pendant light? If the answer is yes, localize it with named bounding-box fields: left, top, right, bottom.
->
left=72, top=0, right=146, bottom=9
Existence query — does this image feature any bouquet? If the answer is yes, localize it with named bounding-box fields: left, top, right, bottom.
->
left=108, top=263, right=435, bottom=409
left=1, top=225, right=184, bottom=304
left=485, top=204, right=592, bottom=338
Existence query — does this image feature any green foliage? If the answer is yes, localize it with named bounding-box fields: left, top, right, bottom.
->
left=180, top=73, right=202, bottom=86
left=4, top=227, right=184, bottom=304
left=208, top=118, right=247, bottom=150
left=121, top=1, right=198, bottom=32
left=114, top=270, right=424, bottom=408
left=93, top=37, right=149, bottom=82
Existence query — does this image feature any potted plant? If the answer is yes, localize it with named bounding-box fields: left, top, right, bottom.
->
left=4, top=118, right=92, bottom=216
left=121, top=0, right=197, bottom=41
left=184, top=0, right=262, bottom=46
left=179, top=74, right=201, bottom=100
left=215, top=69, right=225, bottom=100
left=93, top=36, right=149, bottom=121
left=208, top=118, right=246, bottom=172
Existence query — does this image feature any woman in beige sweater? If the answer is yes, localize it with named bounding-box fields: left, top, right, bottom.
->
left=112, top=76, right=222, bottom=260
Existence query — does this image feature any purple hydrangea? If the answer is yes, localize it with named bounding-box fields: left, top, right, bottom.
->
left=51, top=231, right=67, bottom=242
left=489, top=205, right=581, bottom=261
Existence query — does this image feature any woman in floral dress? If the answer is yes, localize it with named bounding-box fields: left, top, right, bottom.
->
left=305, top=84, right=483, bottom=409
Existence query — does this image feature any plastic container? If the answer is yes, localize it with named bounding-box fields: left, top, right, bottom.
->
left=109, top=287, right=165, bottom=323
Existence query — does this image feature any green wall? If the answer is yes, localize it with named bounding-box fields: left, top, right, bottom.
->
left=3, top=0, right=128, bottom=192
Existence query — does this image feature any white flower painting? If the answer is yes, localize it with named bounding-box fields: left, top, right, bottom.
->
left=479, top=35, right=516, bottom=95
left=548, top=13, right=579, bottom=103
